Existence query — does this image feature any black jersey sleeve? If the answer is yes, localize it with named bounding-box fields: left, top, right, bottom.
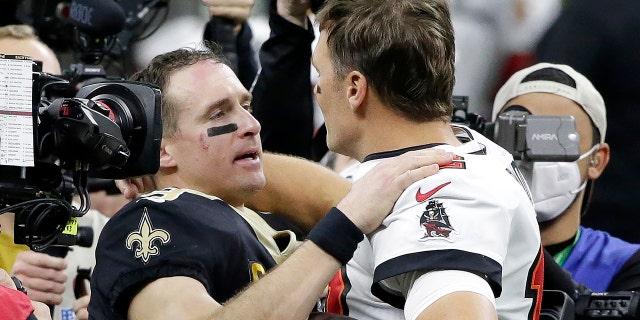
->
left=91, top=199, right=218, bottom=315
left=90, top=190, right=278, bottom=318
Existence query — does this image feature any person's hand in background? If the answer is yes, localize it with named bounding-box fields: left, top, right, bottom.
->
left=11, top=251, right=67, bottom=305
left=201, top=0, right=255, bottom=32
left=73, top=294, right=90, bottom=320
left=115, top=176, right=156, bottom=200
left=277, top=0, right=311, bottom=28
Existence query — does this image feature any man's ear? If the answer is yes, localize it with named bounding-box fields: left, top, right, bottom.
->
left=346, top=71, right=367, bottom=112
left=588, top=142, right=610, bottom=180
left=159, top=139, right=177, bottom=169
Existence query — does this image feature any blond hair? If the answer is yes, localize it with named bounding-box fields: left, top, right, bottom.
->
left=0, top=24, right=39, bottom=40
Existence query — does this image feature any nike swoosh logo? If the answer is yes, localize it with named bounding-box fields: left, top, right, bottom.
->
left=415, top=181, right=451, bottom=203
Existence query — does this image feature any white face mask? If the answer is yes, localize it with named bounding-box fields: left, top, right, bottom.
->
left=517, top=145, right=599, bottom=222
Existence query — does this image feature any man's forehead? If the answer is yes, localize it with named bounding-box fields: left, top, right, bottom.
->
left=312, top=31, right=329, bottom=58
left=167, top=61, right=229, bottom=93
left=165, top=61, right=249, bottom=109
left=192, top=60, right=227, bottom=77
left=0, top=38, right=61, bottom=74
left=505, top=92, right=582, bottom=115
left=172, top=60, right=227, bottom=79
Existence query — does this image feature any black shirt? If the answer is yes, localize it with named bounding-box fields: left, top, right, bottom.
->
left=88, top=188, right=277, bottom=319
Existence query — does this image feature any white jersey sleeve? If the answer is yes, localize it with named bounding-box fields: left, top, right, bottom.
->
left=368, top=152, right=513, bottom=303
left=402, top=270, right=496, bottom=320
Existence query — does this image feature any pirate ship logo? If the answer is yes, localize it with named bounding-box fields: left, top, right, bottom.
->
left=419, top=200, right=457, bottom=241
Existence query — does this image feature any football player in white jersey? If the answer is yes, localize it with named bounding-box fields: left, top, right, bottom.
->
left=312, top=0, right=543, bottom=319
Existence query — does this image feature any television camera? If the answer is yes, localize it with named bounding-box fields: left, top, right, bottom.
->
left=0, top=56, right=161, bottom=251
left=452, top=95, right=580, bottom=162
left=0, top=0, right=164, bottom=252
left=0, top=57, right=161, bottom=251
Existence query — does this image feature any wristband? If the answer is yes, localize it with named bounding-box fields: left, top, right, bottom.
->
left=11, top=276, right=27, bottom=295
left=306, top=207, right=364, bottom=265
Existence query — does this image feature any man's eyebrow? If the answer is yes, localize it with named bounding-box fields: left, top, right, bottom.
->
left=201, top=97, right=231, bottom=119
left=242, top=92, right=253, bottom=103
left=209, top=97, right=230, bottom=111
left=202, top=92, right=253, bottom=117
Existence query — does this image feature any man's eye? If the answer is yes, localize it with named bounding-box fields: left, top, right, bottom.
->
left=210, top=111, right=224, bottom=120
left=243, top=104, right=253, bottom=113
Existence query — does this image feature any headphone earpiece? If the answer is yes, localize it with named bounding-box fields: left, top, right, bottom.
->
left=589, top=158, right=598, bottom=167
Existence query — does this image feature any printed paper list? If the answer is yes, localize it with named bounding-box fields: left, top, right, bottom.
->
left=0, top=54, right=34, bottom=166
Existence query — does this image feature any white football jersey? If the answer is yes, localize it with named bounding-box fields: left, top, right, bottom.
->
left=326, top=126, right=543, bottom=320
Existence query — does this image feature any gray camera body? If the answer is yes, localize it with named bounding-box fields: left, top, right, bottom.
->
left=449, top=96, right=581, bottom=162
left=490, top=110, right=580, bottom=162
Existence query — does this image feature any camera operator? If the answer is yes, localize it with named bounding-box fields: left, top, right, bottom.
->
left=491, top=62, right=640, bottom=293
left=0, top=268, right=51, bottom=320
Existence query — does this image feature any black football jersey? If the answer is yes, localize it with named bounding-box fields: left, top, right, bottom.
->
left=88, top=188, right=277, bottom=319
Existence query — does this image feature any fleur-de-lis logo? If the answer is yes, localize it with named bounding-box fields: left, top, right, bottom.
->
left=126, top=208, right=171, bottom=264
